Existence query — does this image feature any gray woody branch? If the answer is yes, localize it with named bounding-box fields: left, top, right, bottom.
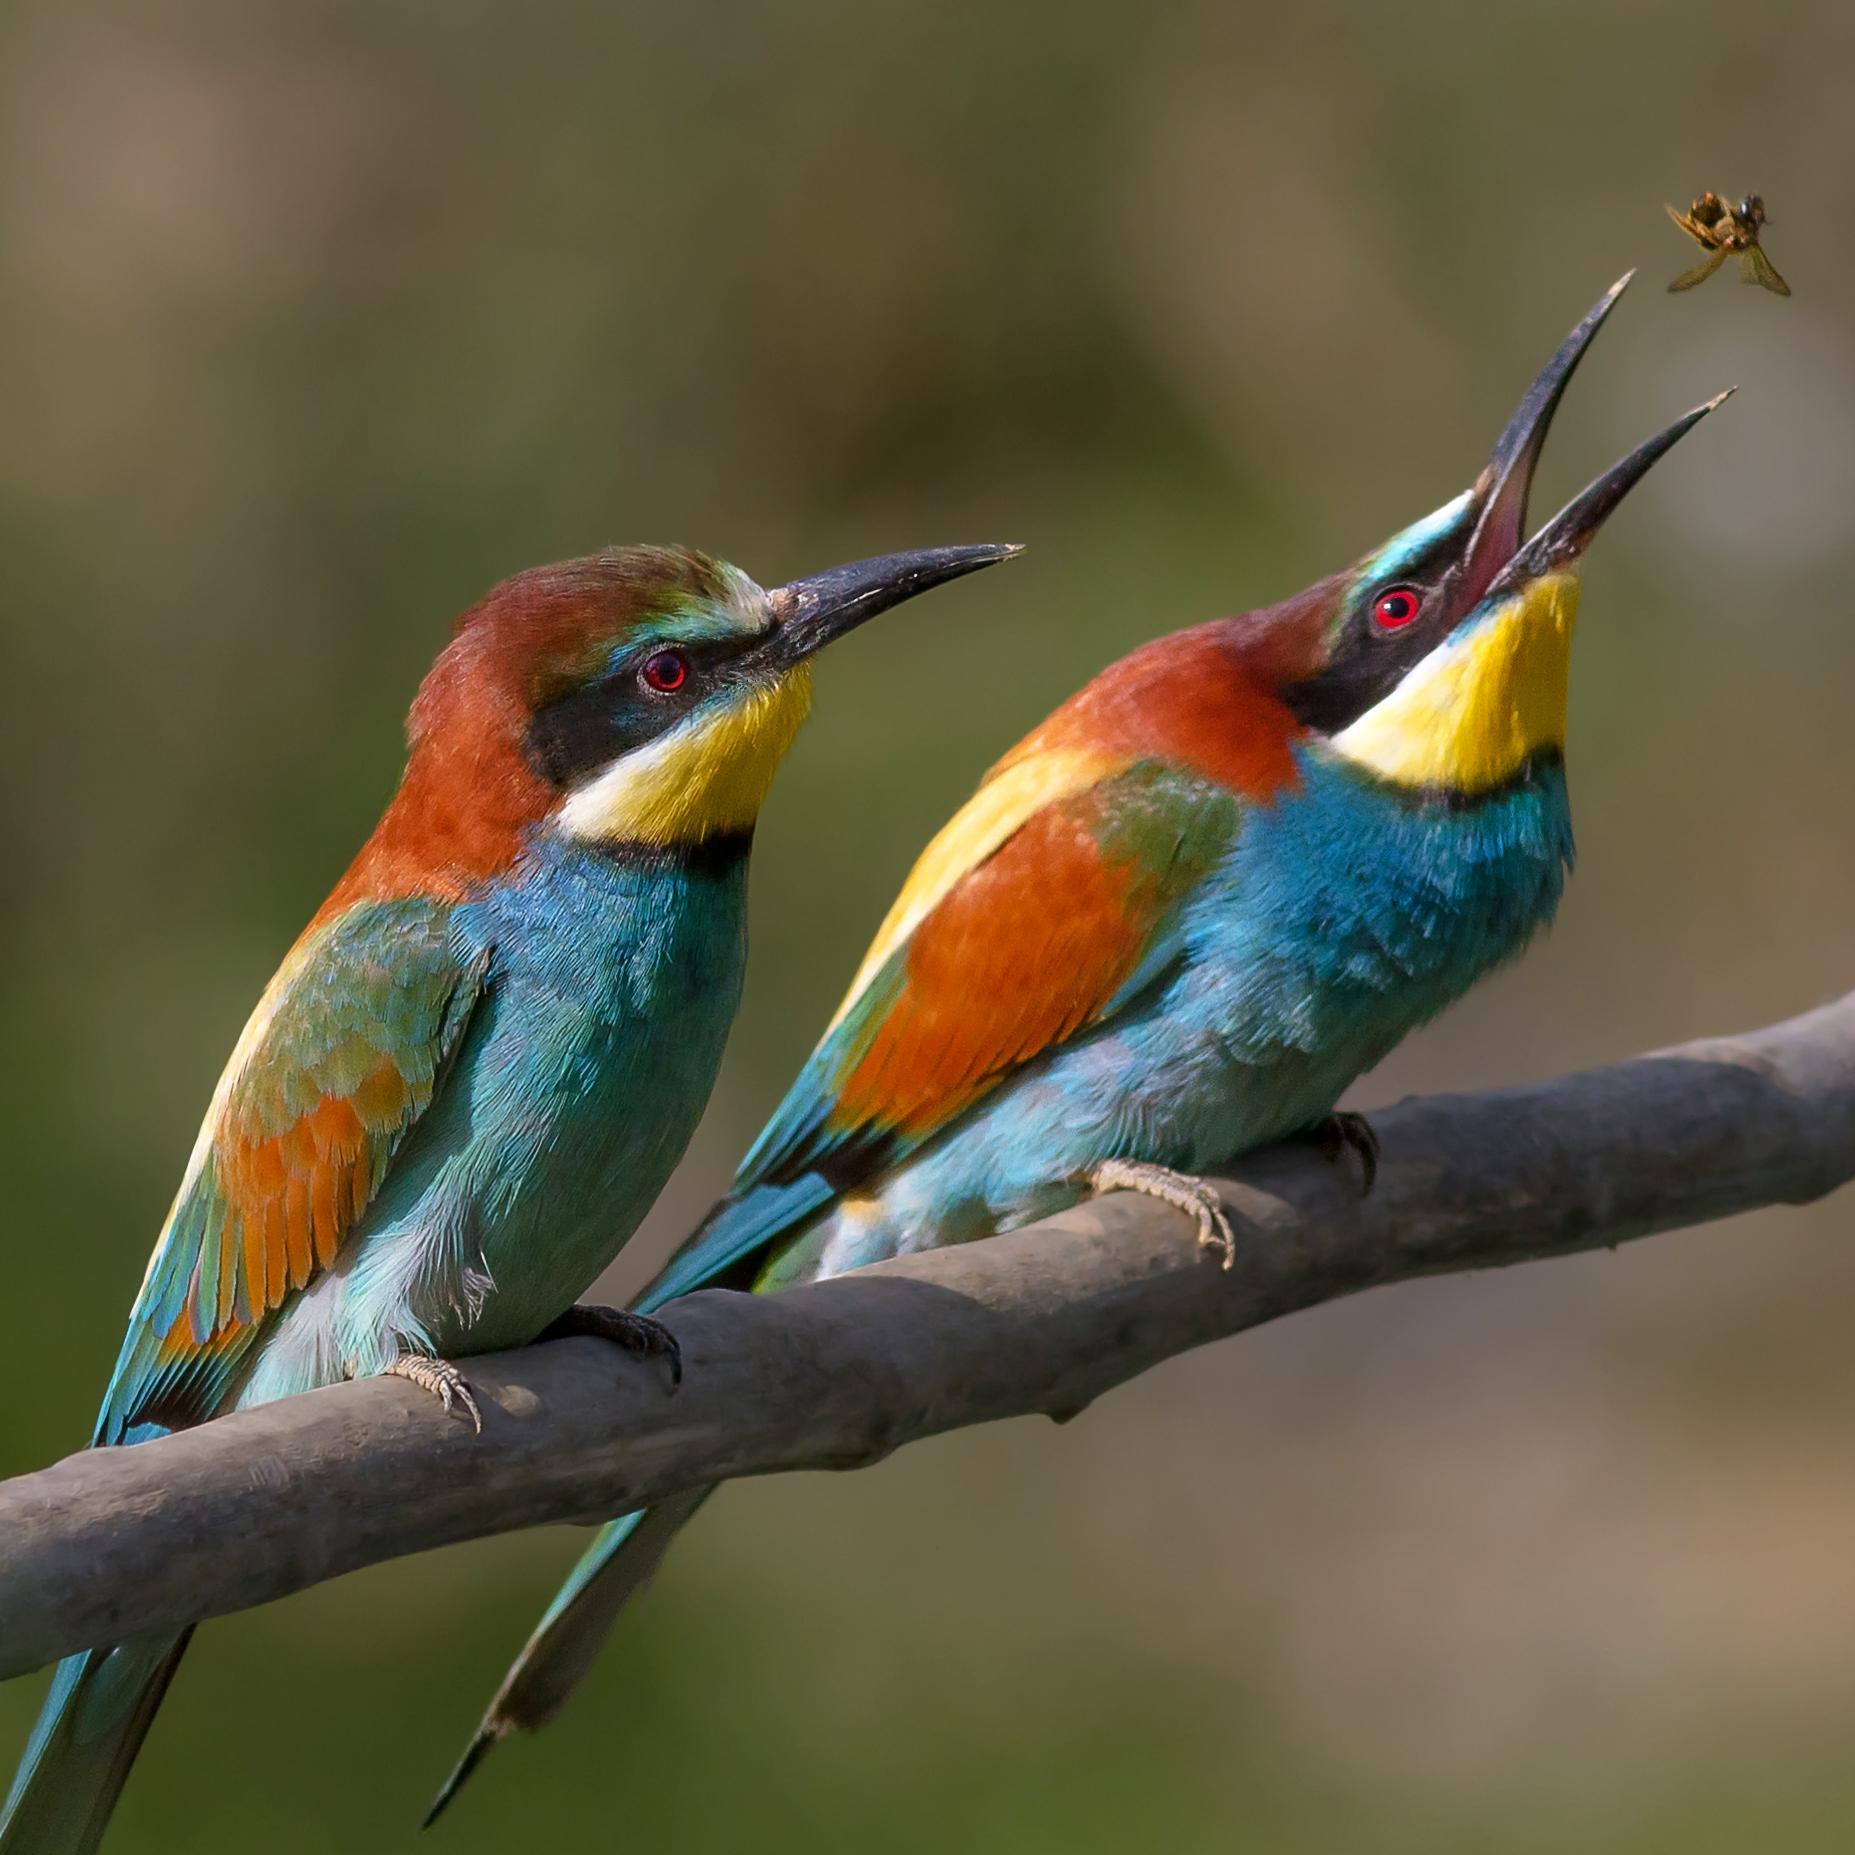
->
left=4, top=992, right=1854, bottom=1680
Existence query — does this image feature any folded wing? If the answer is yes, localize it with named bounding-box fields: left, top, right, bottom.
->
left=645, top=751, right=1243, bottom=1305
left=96, top=897, right=488, bottom=1442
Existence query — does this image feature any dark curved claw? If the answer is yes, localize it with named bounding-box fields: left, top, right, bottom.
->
left=541, top=1303, right=683, bottom=1389
left=1306, top=1111, right=1380, bottom=1197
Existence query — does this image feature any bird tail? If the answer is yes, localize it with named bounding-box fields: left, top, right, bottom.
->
left=0, top=1633, right=193, bottom=1855
left=426, top=1176, right=832, bottom=1828
left=424, top=1487, right=715, bottom=1826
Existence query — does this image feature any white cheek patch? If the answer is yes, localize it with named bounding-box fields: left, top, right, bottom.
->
left=556, top=722, right=690, bottom=842
left=555, top=668, right=814, bottom=846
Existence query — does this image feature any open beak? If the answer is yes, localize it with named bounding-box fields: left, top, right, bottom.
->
left=761, top=544, right=1022, bottom=669
left=1457, top=273, right=1732, bottom=602
left=1456, top=273, right=1633, bottom=604
left=1485, top=389, right=1733, bottom=597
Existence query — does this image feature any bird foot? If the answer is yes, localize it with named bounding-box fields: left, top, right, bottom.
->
left=386, top=1353, right=482, bottom=1434
left=1087, top=1159, right=1237, bottom=1270
left=541, top=1303, right=683, bottom=1389
left=1305, top=1111, right=1379, bottom=1196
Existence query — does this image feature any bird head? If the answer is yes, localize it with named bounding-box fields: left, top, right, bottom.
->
left=373, top=543, right=1016, bottom=891
left=1263, top=276, right=1729, bottom=797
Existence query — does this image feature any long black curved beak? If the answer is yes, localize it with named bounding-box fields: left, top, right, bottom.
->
left=1486, top=389, right=1733, bottom=596
left=1458, top=273, right=1633, bottom=603
left=760, top=544, right=1021, bottom=669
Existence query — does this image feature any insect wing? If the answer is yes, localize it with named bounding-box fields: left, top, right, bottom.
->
left=1739, top=244, right=1792, bottom=296
left=1668, top=245, right=1730, bottom=291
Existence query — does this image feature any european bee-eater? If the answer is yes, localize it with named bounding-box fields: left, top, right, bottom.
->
left=431, top=277, right=1730, bottom=1821
left=0, top=540, right=1015, bottom=1855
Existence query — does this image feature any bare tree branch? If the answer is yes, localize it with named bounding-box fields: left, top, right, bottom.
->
left=4, top=992, right=1853, bottom=1680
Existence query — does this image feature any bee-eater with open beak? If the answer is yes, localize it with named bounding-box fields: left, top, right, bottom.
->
left=0, top=540, right=1015, bottom=1855
left=431, top=277, right=1731, bottom=1821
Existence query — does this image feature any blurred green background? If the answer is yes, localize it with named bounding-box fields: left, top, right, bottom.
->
left=5, top=1, right=1855, bottom=1849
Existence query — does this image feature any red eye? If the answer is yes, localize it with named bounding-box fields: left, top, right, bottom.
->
left=641, top=649, right=688, bottom=693
left=1372, top=586, right=1421, bottom=631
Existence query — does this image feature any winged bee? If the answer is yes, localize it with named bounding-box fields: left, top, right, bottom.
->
left=1665, top=191, right=1790, bottom=296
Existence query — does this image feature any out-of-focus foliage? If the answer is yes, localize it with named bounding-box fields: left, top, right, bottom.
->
left=5, top=1, right=1855, bottom=1848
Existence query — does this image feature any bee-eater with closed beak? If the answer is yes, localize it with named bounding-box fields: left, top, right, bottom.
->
left=0, top=540, right=1016, bottom=1855
left=432, top=277, right=1731, bottom=1821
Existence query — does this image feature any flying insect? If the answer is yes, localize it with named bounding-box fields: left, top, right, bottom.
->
left=1666, top=191, right=1790, bottom=295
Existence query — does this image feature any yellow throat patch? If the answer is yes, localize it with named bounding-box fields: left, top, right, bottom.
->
left=1328, top=571, right=1581, bottom=793
left=557, top=667, right=815, bottom=846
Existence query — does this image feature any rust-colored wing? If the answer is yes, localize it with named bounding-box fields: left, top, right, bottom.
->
left=95, top=897, right=487, bottom=1441
left=737, top=752, right=1244, bottom=1192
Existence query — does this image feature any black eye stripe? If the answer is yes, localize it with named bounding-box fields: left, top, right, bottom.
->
left=1283, top=577, right=1452, bottom=733
left=525, top=633, right=762, bottom=787
left=527, top=677, right=653, bottom=787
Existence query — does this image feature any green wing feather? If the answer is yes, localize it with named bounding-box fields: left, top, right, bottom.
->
left=96, top=897, right=488, bottom=1442
left=646, top=760, right=1241, bottom=1307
